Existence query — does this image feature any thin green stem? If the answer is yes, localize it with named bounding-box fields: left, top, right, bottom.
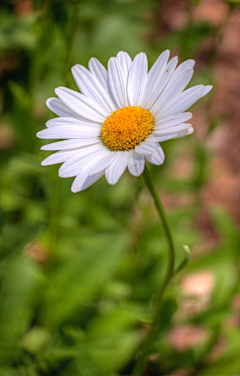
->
left=132, top=165, right=175, bottom=375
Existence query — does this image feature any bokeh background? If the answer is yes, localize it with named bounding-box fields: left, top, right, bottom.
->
left=1, top=0, right=240, bottom=375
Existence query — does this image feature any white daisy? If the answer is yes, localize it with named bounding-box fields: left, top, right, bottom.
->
left=37, top=51, right=212, bottom=192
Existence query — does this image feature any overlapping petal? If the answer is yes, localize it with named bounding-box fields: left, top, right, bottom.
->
left=107, top=57, right=127, bottom=108
left=171, top=59, right=195, bottom=76
left=173, top=126, right=194, bottom=139
left=154, top=112, right=192, bottom=129
left=72, top=64, right=116, bottom=112
left=71, top=148, right=111, bottom=192
left=45, top=116, right=101, bottom=129
left=55, top=87, right=107, bottom=122
left=149, top=122, right=191, bottom=139
left=143, top=56, right=178, bottom=110
left=128, top=152, right=145, bottom=176
left=105, top=151, right=131, bottom=185
left=134, top=141, right=157, bottom=155
left=41, top=138, right=99, bottom=151
left=88, top=151, right=118, bottom=175
left=148, top=123, right=192, bottom=142
left=127, top=52, right=148, bottom=106
left=160, top=85, right=206, bottom=118
left=46, top=98, right=79, bottom=118
left=58, top=144, right=105, bottom=178
left=116, top=51, right=132, bottom=83
left=141, top=50, right=170, bottom=108
left=151, top=69, right=194, bottom=115
left=74, top=171, right=105, bottom=192
left=88, top=57, right=108, bottom=91
left=41, top=149, right=83, bottom=166
left=145, top=144, right=165, bottom=165
left=37, top=124, right=100, bottom=139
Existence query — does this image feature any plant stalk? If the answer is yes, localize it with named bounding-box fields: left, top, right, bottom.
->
left=132, top=165, right=175, bottom=375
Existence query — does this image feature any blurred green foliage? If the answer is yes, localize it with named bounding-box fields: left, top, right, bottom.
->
left=1, top=0, right=240, bottom=375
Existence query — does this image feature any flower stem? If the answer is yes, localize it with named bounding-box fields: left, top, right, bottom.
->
left=132, top=165, right=175, bottom=375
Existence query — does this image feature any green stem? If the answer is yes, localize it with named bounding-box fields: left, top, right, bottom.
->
left=132, top=165, right=175, bottom=375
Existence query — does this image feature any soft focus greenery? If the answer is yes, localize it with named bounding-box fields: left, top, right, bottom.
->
left=1, top=1, right=240, bottom=375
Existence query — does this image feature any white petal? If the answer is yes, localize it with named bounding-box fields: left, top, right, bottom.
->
left=141, top=50, right=170, bottom=108
left=154, top=112, right=192, bottom=129
left=58, top=144, right=104, bottom=178
left=172, top=126, right=194, bottom=139
left=88, top=57, right=108, bottom=91
left=172, top=59, right=195, bottom=75
left=144, top=56, right=178, bottom=110
left=105, top=151, right=131, bottom=185
left=78, top=171, right=105, bottom=192
left=160, top=85, right=205, bottom=118
left=201, top=85, right=213, bottom=97
left=154, top=60, right=195, bottom=108
left=152, top=126, right=194, bottom=143
left=152, top=123, right=191, bottom=137
left=145, top=144, right=165, bottom=165
left=46, top=98, right=78, bottom=117
left=71, top=170, right=90, bottom=192
left=128, top=152, right=145, bottom=177
left=41, top=149, right=81, bottom=166
left=149, top=123, right=192, bottom=142
left=127, top=52, right=148, bottom=106
left=88, top=152, right=117, bottom=175
left=70, top=148, right=110, bottom=191
left=45, top=117, right=101, bottom=129
left=71, top=64, right=116, bottom=112
left=151, top=69, right=194, bottom=114
left=149, top=124, right=193, bottom=143
left=134, top=141, right=157, bottom=155
left=37, top=125, right=100, bottom=139
left=40, top=138, right=99, bottom=151
left=116, top=51, right=132, bottom=81
left=107, top=57, right=127, bottom=108
left=55, top=87, right=107, bottom=122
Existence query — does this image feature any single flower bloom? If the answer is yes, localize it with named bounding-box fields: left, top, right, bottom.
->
left=37, top=51, right=212, bottom=192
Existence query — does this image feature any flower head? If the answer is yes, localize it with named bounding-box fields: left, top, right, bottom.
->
left=37, top=51, right=212, bottom=192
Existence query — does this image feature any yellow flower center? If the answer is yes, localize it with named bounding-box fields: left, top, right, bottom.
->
left=101, top=106, right=154, bottom=151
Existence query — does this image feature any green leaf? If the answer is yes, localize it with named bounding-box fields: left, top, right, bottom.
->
left=120, top=299, right=152, bottom=324
left=224, top=0, right=240, bottom=4
left=21, top=326, right=50, bottom=354
left=210, top=206, right=239, bottom=251
left=0, top=11, right=36, bottom=51
left=173, top=245, right=191, bottom=275
left=43, top=232, right=128, bottom=328
left=0, top=223, right=43, bottom=258
left=0, top=253, right=42, bottom=363
left=75, top=344, right=105, bottom=376
left=199, top=328, right=240, bottom=375
left=87, top=330, right=139, bottom=373
left=157, top=295, right=178, bottom=334
left=9, top=82, right=32, bottom=109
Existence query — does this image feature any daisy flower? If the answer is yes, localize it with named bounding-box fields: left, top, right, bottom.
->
left=37, top=51, right=212, bottom=192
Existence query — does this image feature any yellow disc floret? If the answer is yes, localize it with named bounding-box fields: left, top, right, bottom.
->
left=101, top=106, right=154, bottom=151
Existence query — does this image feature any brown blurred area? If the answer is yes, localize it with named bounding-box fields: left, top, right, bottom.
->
left=202, top=1, right=240, bottom=221
left=154, top=1, right=240, bottom=367
left=157, top=0, right=240, bottom=246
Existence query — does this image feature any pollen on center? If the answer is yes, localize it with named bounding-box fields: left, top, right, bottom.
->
left=101, top=106, right=154, bottom=151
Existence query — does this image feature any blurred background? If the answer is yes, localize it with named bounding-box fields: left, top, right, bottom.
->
left=0, top=0, right=240, bottom=375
